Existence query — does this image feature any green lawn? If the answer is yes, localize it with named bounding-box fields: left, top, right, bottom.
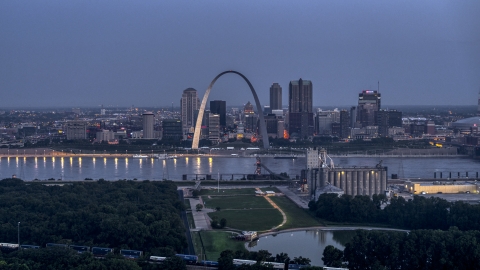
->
left=191, top=231, right=203, bottom=257
left=186, top=211, right=195, bottom=229
left=203, top=195, right=273, bottom=210
left=200, top=188, right=258, bottom=196
left=196, top=231, right=248, bottom=261
left=269, top=196, right=323, bottom=229
left=184, top=199, right=191, bottom=209
left=208, top=209, right=283, bottom=231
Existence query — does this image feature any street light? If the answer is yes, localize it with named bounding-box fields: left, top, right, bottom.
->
left=17, top=222, right=20, bottom=246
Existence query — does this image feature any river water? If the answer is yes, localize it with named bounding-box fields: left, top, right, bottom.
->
left=0, top=156, right=479, bottom=180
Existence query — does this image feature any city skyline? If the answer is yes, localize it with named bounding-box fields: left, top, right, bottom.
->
left=1, top=1, right=479, bottom=107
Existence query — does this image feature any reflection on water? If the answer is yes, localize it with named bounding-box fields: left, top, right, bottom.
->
left=0, top=156, right=478, bottom=181
left=247, top=230, right=354, bottom=267
left=332, top=230, right=357, bottom=246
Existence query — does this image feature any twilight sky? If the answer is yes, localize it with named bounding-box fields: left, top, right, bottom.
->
left=1, top=1, right=479, bottom=108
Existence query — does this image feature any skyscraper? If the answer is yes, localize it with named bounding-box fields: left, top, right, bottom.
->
left=289, top=79, right=312, bottom=113
left=181, top=88, right=200, bottom=134
left=210, top=100, right=226, bottom=128
left=142, top=112, right=155, bottom=139
left=288, top=79, right=313, bottom=138
left=270, top=83, right=282, bottom=111
left=339, top=110, right=350, bottom=139
left=357, top=90, right=381, bottom=127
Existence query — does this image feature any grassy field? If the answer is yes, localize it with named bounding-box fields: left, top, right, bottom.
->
left=184, top=199, right=191, bottom=209
left=208, top=209, right=283, bottom=231
left=269, top=196, right=323, bottom=229
left=203, top=195, right=273, bottom=210
left=186, top=211, right=195, bottom=229
left=194, top=188, right=327, bottom=260
left=197, top=231, right=248, bottom=261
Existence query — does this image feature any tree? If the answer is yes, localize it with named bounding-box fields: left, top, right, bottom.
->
left=292, top=256, right=311, bottom=265
left=220, top=218, right=227, bottom=228
left=274, top=252, right=289, bottom=263
left=161, top=256, right=187, bottom=270
left=218, top=250, right=235, bottom=270
left=196, top=203, right=203, bottom=211
left=322, top=245, right=344, bottom=267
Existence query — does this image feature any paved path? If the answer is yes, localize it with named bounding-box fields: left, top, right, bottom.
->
left=256, top=188, right=287, bottom=230
left=276, top=186, right=310, bottom=209
left=189, top=197, right=212, bottom=231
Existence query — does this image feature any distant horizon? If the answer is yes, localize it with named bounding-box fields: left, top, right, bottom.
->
left=1, top=104, right=477, bottom=110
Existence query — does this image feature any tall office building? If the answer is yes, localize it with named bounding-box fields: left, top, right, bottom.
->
left=357, top=90, right=381, bottom=127
left=374, top=109, right=402, bottom=137
left=350, top=106, right=357, bottom=128
left=208, top=113, right=220, bottom=143
left=142, top=112, right=155, bottom=139
left=181, top=88, right=200, bottom=134
left=270, top=83, right=282, bottom=111
left=162, top=119, right=183, bottom=141
left=210, top=100, right=226, bottom=128
left=315, top=109, right=340, bottom=135
left=289, top=79, right=312, bottom=113
left=339, top=110, right=350, bottom=139
left=65, top=120, right=87, bottom=140
left=289, top=79, right=313, bottom=138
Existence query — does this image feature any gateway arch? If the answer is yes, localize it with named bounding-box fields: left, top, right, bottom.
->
left=192, top=70, right=270, bottom=150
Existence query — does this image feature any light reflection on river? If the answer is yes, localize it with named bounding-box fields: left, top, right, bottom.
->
left=0, top=156, right=479, bottom=180
left=247, top=230, right=357, bottom=267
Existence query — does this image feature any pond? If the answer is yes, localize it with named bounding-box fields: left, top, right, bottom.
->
left=246, top=229, right=357, bottom=267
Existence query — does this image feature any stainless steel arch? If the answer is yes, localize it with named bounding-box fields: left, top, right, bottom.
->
left=192, top=71, right=270, bottom=149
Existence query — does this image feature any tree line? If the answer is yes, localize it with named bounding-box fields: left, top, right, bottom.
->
left=217, top=249, right=322, bottom=270
left=322, top=228, right=480, bottom=270
left=0, top=178, right=187, bottom=256
left=309, top=193, right=480, bottom=230
left=0, top=248, right=188, bottom=270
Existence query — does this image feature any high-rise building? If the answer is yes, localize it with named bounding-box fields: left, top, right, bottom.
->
left=315, top=109, right=339, bottom=135
left=162, top=119, right=183, bottom=141
left=289, top=79, right=312, bottom=113
left=350, top=106, right=357, bottom=128
left=270, top=83, right=282, bottom=111
left=65, top=120, right=87, bottom=140
left=340, top=110, right=350, bottom=139
left=244, top=101, right=254, bottom=114
left=210, top=100, right=226, bottom=128
left=181, top=88, right=200, bottom=134
left=208, top=113, right=220, bottom=143
left=244, top=114, right=258, bottom=133
left=357, top=90, right=381, bottom=127
left=142, top=112, right=155, bottom=139
left=288, top=79, right=313, bottom=138
left=374, top=109, right=403, bottom=137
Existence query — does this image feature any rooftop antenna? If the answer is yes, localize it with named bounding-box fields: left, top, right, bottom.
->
left=378, top=81, right=380, bottom=93
left=171, top=102, right=173, bottom=111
